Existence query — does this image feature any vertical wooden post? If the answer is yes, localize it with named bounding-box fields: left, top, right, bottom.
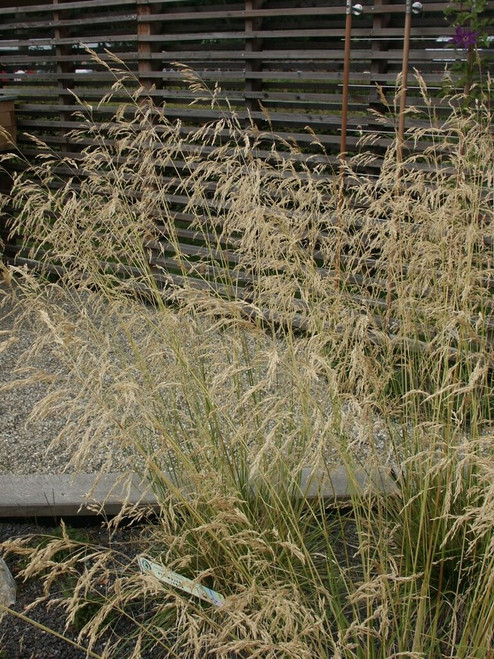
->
left=368, top=0, right=395, bottom=327
left=53, top=0, right=74, bottom=152
left=136, top=1, right=164, bottom=283
left=0, top=97, right=16, bottom=151
left=245, top=0, right=263, bottom=121
left=137, top=0, right=153, bottom=93
left=369, top=0, right=391, bottom=102
left=0, top=95, right=16, bottom=266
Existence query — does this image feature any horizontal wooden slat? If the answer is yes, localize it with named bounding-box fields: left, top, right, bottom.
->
left=134, top=49, right=462, bottom=62
left=0, top=0, right=135, bottom=15
left=1, top=34, right=136, bottom=47
left=0, top=70, right=453, bottom=85
left=139, top=2, right=494, bottom=21
left=2, top=0, right=492, bottom=348
left=1, top=13, right=136, bottom=29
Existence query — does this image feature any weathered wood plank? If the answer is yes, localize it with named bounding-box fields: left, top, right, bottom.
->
left=0, top=0, right=136, bottom=15
left=1, top=35, right=137, bottom=48
left=139, top=3, right=492, bottom=21
left=1, top=14, right=136, bottom=30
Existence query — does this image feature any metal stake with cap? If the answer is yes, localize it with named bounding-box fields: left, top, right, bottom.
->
left=397, top=0, right=423, bottom=165
left=339, top=0, right=364, bottom=169
left=337, top=0, right=364, bottom=285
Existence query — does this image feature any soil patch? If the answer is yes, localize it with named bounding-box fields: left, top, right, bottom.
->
left=0, top=517, right=145, bottom=659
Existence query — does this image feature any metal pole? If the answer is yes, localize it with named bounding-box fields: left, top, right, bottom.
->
left=396, top=0, right=412, bottom=165
left=337, top=1, right=362, bottom=287
left=397, top=0, right=421, bottom=164
left=339, top=1, right=363, bottom=183
left=336, top=0, right=354, bottom=289
left=339, top=0, right=353, bottom=170
left=387, top=0, right=421, bottom=326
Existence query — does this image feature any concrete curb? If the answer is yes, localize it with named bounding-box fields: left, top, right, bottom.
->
left=0, top=467, right=398, bottom=517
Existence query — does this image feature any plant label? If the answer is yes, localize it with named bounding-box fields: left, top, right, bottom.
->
left=137, top=556, right=225, bottom=607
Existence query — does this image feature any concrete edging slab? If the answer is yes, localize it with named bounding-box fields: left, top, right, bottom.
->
left=0, top=473, right=155, bottom=518
left=0, top=467, right=398, bottom=517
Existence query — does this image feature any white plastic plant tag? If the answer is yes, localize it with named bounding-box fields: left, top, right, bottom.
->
left=138, top=556, right=225, bottom=607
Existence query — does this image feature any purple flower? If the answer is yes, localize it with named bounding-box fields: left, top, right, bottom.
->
left=449, top=25, right=479, bottom=49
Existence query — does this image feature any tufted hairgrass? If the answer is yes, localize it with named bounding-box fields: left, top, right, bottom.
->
left=1, top=60, right=494, bottom=657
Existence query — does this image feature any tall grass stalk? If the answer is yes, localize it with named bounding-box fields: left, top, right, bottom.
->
left=1, top=59, right=494, bottom=657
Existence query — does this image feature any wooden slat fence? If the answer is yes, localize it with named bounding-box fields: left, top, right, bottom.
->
left=1, top=0, right=493, bottom=323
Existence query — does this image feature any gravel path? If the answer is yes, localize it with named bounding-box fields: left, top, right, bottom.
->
left=1, top=280, right=393, bottom=478
left=0, top=283, right=134, bottom=475
left=0, top=283, right=142, bottom=656
left=0, top=279, right=384, bottom=657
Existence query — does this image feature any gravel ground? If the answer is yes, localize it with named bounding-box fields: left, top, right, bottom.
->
left=0, top=277, right=383, bottom=658
left=0, top=280, right=393, bottom=477
left=0, top=283, right=149, bottom=656
left=0, top=282, right=136, bottom=475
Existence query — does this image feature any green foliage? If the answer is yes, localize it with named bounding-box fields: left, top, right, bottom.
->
left=444, top=0, right=491, bottom=43
left=443, top=0, right=493, bottom=99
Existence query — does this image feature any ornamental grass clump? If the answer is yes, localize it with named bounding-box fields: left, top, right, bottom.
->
left=1, top=59, right=494, bottom=657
